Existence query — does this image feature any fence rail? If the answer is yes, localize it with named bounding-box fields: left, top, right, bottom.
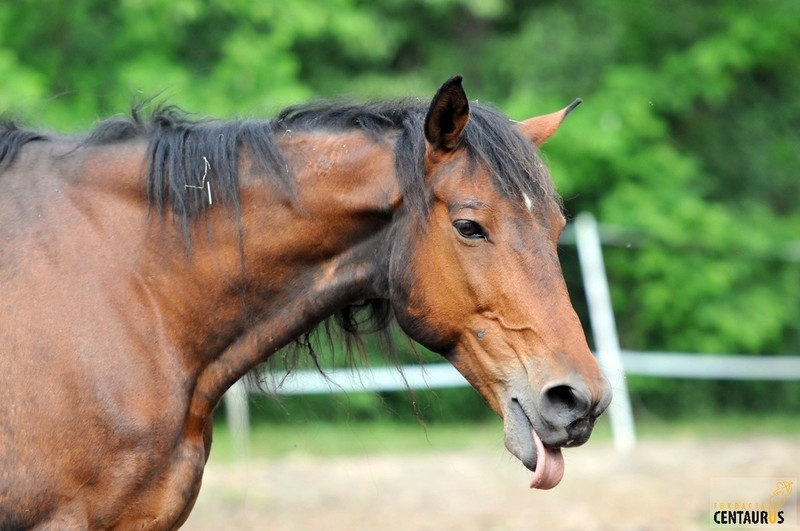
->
left=253, top=362, right=468, bottom=395
left=245, top=352, right=800, bottom=396
left=619, top=351, right=800, bottom=380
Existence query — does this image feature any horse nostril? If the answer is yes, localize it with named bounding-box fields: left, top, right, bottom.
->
left=541, top=383, right=591, bottom=426
left=537, top=379, right=610, bottom=447
left=546, top=385, right=577, bottom=412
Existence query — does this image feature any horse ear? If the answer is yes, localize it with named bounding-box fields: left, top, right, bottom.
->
left=425, top=75, right=470, bottom=152
left=517, top=99, right=582, bottom=147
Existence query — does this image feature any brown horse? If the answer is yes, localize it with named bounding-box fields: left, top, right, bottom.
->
left=0, top=76, right=610, bottom=529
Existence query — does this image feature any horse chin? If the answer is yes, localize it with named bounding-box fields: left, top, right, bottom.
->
left=503, top=398, right=539, bottom=471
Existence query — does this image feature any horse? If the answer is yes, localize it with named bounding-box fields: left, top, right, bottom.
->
left=0, top=76, right=611, bottom=529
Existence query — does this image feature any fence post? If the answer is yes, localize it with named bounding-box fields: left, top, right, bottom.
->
left=224, top=379, right=251, bottom=459
left=574, top=212, right=636, bottom=452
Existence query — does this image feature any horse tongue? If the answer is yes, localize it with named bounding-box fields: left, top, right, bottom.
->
left=529, top=428, right=565, bottom=490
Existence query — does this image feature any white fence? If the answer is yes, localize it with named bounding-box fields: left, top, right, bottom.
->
left=224, top=212, right=800, bottom=454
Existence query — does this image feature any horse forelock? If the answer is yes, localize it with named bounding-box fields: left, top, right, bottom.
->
left=464, top=107, right=563, bottom=215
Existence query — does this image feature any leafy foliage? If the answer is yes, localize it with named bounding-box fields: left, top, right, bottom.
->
left=2, top=0, right=798, bottom=416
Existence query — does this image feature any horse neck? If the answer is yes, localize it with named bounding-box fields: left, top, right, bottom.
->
left=149, top=129, right=402, bottom=415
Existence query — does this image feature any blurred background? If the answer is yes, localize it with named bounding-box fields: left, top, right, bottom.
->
left=3, top=0, right=798, bottom=529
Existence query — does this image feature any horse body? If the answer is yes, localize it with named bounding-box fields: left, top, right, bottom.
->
left=0, top=77, right=611, bottom=529
left=2, top=126, right=398, bottom=527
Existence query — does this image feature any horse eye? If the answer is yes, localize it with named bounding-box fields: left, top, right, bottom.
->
left=453, top=219, right=487, bottom=240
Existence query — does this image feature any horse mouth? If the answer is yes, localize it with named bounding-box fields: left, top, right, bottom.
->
left=528, top=426, right=565, bottom=489
left=507, top=398, right=565, bottom=490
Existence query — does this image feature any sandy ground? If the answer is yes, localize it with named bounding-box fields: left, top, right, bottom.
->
left=183, top=434, right=799, bottom=531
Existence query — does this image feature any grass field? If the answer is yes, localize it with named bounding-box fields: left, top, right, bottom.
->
left=208, top=412, right=798, bottom=462
left=187, top=414, right=799, bottom=530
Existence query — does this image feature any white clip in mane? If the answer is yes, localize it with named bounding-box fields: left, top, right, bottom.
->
left=185, top=156, right=213, bottom=205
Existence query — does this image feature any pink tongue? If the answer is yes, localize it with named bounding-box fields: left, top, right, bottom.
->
left=529, top=428, right=565, bottom=490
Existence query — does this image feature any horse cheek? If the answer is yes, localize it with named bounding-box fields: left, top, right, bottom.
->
left=389, top=245, right=462, bottom=354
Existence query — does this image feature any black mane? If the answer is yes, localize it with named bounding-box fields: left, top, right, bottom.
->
left=274, top=99, right=559, bottom=214
left=2, top=99, right=558, bottom=224
left=0, top=121, right=47, bottom=173
left=0, top=98, right=559, bottom=372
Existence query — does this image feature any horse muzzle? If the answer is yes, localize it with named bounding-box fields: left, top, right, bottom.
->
left=502, top=372, right=612, bottom=489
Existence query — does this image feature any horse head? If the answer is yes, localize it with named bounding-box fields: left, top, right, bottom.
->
left=389, top=77, right=612, bottom=489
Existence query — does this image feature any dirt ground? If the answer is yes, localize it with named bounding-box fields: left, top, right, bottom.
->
left=184, top=434, right=799, bottom=531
